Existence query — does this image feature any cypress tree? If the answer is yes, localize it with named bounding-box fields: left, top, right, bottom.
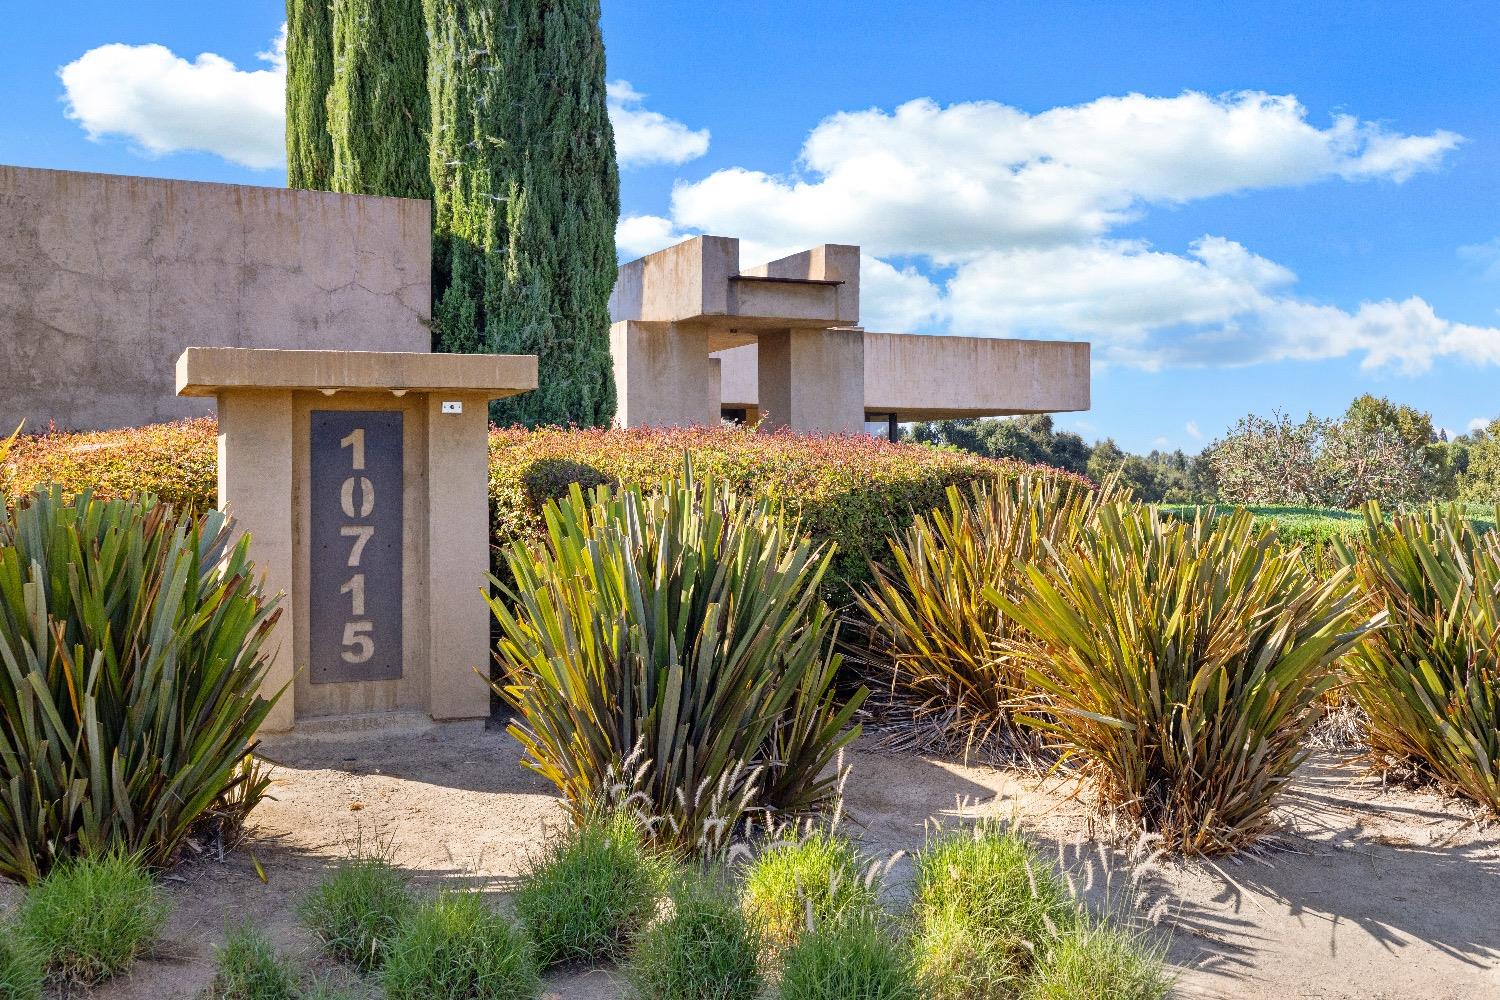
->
left=327, top=0, right=432, bottom=199
left=286, top=0, right=334, bottom=189
left=425, top=0, right=620, bottom=427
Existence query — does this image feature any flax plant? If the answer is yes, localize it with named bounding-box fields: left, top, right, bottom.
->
left=1341, top=502, right=1500, bottom=813
left=0, top=489, right=281, bottom=883
left=994, top=505, right=1367, bottom=854
left=490, top=466, right=866, bottom=852
left=857, top=475, right=1115, bottom=757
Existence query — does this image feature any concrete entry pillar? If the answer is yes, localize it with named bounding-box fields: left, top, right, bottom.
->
left=177, top=348, right=538, bottom=732
left=756, top=328, right=866, bottom=435
left=610, top=320, right=719, bottom=427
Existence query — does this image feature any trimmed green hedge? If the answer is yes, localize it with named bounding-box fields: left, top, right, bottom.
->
left=488, top=425, right=1087, bottom=590
left=5, top=418, right=218, bottom=514
left=4, top=419, right=1083, bottom=595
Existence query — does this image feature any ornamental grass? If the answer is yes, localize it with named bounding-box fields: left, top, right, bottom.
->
left=857, top=474, right=1116, bottom=758
left=491, top=466, right=865, bottom=852
left=994, top=505, right=1367, bottom=855
left=1340, top=502, right=1500, bottom=813
left=0, top=489, right=281, bottom=883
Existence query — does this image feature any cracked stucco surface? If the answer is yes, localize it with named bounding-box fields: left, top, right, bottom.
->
left=0, top=165, right=431, bottom=431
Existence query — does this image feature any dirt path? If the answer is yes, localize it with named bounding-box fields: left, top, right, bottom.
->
left=4, top=720, right=1496, bottom=999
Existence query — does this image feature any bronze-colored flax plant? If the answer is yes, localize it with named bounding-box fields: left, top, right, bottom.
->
left=1341, top=502, right=1500, bottom=813
left=994, top=505, right=1367, bottom=855
left=857, top=475, right=1114, bottom=757
left=0, top=489, right=282, bottom=884
left=490, top=467, right=866, bottom=852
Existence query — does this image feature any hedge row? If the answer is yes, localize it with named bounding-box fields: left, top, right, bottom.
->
left=4, top=419, right=1083, bottom=594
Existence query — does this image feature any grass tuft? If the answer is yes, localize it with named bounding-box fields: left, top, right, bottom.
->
left=911, top=825, right=1075, bottom=999
left=1024, top=924, right=1174, bottom=1000
left=995, top=504, right=1366, bottom=854
left=18, top=852, right=167, bottom=987
left=778, top=916, right=918, bottom=1000
left=0, top=927, right=43, bottom=1000
left=207, top=924, right=298, bottom=1000
left=1342, top=502, right=1500, bottom=813
left=299, top=981, right=364, bottom=1000
left=379, top=891, right=540, bottom=1000
left=514, top=812, right=666, bottom=968
left=740, top=828, right=878, bottom=957
left=299, top=853, right=416, bottom=972
left=625, top=874, right=763, bottom=1000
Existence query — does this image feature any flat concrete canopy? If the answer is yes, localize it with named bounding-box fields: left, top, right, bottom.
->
left=608, top=235, right=1091, bottom=435
left=177, top=347, right=537, bottom=399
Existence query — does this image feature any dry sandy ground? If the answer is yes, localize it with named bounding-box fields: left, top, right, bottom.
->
left=4, top=719, right=1497, bottom=999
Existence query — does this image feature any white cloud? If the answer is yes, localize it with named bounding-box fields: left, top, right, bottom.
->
left=642, top=89, right=1492, bottom=373
left=945, top=237, right=1292, bottom=345
left=615, top=214, right=692, bottom=259
left=608, top=80, right=710, bottom=168
left=1186, top=421, right=1202, bottom=439
left=60, top=27, right=287, bottom=169
left=1460, top=238, right=1500, bottom=281
left=860, top=256, right=945, bottom=331
left=941, top=236, right=1500, bottom=372
left=1469, top=417, right=1491, bottom=433
left=668, top=91, right=1460, bottom=257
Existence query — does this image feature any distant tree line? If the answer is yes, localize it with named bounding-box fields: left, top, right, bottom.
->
left=908, top=393, right=1499, bottom=509
left=907, top=415, right=1216, bottom=503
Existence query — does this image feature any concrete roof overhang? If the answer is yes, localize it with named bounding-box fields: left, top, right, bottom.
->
left=717, top=332, right=1090, bottom=422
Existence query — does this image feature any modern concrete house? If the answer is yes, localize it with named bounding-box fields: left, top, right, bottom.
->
left=609, top=236, right=1090, bottom=439
left=0, top=165, right=1089, bottom=437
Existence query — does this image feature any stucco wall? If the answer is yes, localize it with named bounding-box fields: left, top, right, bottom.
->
left=0, top=165, right=431, bottom=431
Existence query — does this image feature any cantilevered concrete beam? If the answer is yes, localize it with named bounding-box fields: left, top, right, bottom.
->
left=716, top=333, right=1090, bottom=423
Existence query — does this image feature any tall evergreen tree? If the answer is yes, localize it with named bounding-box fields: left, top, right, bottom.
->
left=286, top=0, right=334, bottom=189
left=328, top=0, right=432, bottom=199
left=425, top=0, right=619, bottom=427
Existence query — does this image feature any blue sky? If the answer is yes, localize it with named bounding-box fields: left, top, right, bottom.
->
left=6, top=1, right=1498, bottom=453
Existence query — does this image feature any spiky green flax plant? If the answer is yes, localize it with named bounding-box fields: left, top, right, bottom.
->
left=489, top=465, right=866, bottom=853
left=992, top=505, right=1367, bottom=855
left=857, top=474, right=1118, bottom=758
left=0, top=488, right=282, bottom=883
left=1340, top=502, right=1500, bottom=813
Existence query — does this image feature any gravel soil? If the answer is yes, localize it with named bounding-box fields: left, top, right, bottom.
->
left=3, top=719, right=1496, bottom=999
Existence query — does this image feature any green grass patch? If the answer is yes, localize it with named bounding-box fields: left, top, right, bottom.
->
left=514, top=813, right=667, bottom=968
left=299, top=853, right=417, bottom=972
left=0, top=927, right=43, bottom=1000
left=1159, top=502, right=1498, bottom=549
left=18, top=852, right=167, bottom=988
left=740, top=829, right=878, bottom=958
left=1157, top=503, right=1366, bottom=547
left=380, top=891, right=540, bottom=1000
left=777, top=916, right=918, bottom=1000
left=625, top=874, right=763, bottom=1000
left=911, top=825, right=1076, bottom=999
left=208, top=924, right=299, bottom=1000
left=1024, top=924, right=1174, bottom=1000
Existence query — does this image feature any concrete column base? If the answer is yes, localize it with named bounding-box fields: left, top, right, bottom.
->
left=611, top=321, right=719, bottom=427
left=756, top=328, right=866, bottom=435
